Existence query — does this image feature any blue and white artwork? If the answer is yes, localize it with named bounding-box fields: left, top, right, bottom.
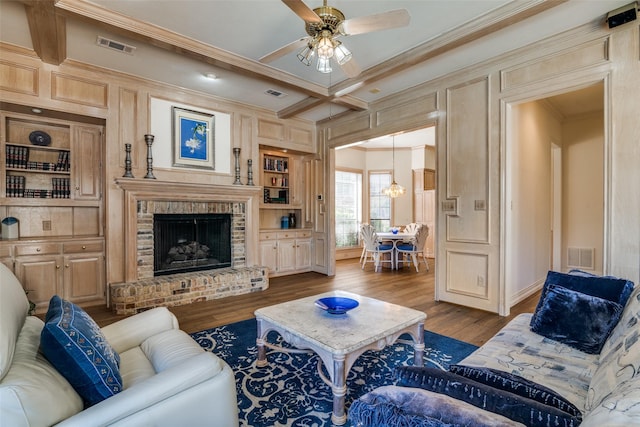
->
left=172, top=107, right=215, bottom=170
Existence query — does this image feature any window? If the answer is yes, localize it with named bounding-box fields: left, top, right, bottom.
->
left=369, top=172, right=391, bottom=231
left=335, top=170, right=362, bottom=248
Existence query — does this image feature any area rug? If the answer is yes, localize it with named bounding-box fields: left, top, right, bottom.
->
left=191, top=318, right=477, bottom=427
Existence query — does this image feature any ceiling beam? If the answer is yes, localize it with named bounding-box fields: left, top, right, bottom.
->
left=21, top=0, right=67, bottom=65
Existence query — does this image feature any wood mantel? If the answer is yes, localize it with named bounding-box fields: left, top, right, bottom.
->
left=115, top=178, right=262, bottom=282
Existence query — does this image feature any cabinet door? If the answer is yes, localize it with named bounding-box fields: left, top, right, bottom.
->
left=63, top=253, right=104, bottom=303
left=15, top=256, right=62, bottom=309
left=73, top=125, right=102, bottom=200
left=413, top=191, right=424, bottom=223
left=277, top=239, right=297, bottom=273
left=295, top=238, right=312, bottom=270
left=259, top=240, right=278, bottom=273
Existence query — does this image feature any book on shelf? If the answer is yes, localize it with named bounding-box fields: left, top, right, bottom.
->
left=51, top=177, right=71, bottom=199
left=5, top=146, right=29, bottom=169
left=6, top=175, right=26, bottom=197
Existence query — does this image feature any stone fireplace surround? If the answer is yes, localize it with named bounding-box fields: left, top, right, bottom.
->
left=111, top=179, right=266, bottom=315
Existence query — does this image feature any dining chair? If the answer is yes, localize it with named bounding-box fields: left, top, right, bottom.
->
left=395, top=224, right=430, bottom=272
left=358, top=223, right=369, bottom=266
left=403, top=222, right=420, bottom=235
left=360, top=224, right=395, bottom=272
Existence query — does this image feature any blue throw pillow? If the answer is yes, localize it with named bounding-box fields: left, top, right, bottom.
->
left=530, top=284, right=623, bottom=354
left=40, top=295, right=122, bottom=407
left=538, top=270, right=634, bottom=307
left=395, top=366, right=581, bottom=427
left=448, top=365, right=581, bottom=418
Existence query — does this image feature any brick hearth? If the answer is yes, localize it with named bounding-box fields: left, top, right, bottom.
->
left=113, top=179, right=265, bottom=314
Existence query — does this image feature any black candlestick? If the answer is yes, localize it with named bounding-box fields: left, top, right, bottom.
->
left=144, top=134, right=156, bottom=179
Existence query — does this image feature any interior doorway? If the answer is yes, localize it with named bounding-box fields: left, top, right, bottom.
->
left=505, top=82, right=604, bottom=308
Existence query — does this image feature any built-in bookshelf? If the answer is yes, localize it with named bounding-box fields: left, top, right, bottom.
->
left=5, top=143, right=71, bottom=199
left=262, top=153, right=290, bottom=204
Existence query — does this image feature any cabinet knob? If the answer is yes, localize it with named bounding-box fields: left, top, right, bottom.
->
left=36, top=248, right=41, bottom=252
left=82, top=246, right=86, bottom=250
left=76, top=186, right=80, bottom=190
left=65, top=264, right=69, bottom=268
left=56, top=265, right=60, bottom=269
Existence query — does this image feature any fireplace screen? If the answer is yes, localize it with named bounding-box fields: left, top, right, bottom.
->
left=153, top=213, right=232, bottom=276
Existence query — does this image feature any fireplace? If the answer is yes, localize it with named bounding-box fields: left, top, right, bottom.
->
left=153, top=213, right=231, bottom=276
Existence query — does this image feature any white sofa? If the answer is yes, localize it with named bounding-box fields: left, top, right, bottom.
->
left=0, top=262, right=239, bottom=427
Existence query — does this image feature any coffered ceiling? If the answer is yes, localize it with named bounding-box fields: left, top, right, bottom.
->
left=0, top=0, right=628, bottom=123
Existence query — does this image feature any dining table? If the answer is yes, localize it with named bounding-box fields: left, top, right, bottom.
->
left=376, top=231, right=415, bottom=269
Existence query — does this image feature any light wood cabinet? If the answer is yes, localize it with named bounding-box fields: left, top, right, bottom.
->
left=72, top=125, right=102, bottom=200
left=8, top=238, right=105, bottom=313
left=259, top=230, right=312, bottom=276
left=256, top=117, right=316, bottom=153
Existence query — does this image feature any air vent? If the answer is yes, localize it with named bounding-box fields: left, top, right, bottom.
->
left=96, top=36, right=136, bottom=54
left=265, top=89, right=287, bottom=98
left=567, top=247, right=595, bottom=270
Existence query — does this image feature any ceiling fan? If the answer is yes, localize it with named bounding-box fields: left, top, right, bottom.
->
left=259, top=0, right=410, bottom=78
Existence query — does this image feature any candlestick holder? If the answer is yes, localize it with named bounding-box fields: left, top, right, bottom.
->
left=123, top=143, right=134, bottom=178
left=247, top=159, right=254, bottom=185
left=233, top=147, right=242, bottom=185
left=144, top=134, right=156, bottom=179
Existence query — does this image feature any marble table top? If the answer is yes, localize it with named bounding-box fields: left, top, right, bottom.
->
left=254, top=290, right=426, bottom=355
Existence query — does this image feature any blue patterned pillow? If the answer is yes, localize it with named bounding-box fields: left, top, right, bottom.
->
left=449, top=365, right=581, bottom=418
left=530, top=284, right=623, bottom=354
left=539, top=270, right=634, bottom=307
left=40, top=295, right=122, bottom=407
left=395, top=366, right=581, bottom=427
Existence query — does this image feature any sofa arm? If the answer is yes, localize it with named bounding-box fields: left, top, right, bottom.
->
left=55, top=352, right=237, bottom=427
left=101, top=307, right=179, bottom=353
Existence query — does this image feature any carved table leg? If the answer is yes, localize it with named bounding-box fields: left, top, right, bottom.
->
left=414, top=321, right=425, bottom=367
left=256, top=318, right=268, bottom=367
left=331, top=354, right=347, bottom=425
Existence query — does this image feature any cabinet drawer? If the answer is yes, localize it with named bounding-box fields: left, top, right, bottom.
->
left=276, top=231, right=296, bottom=239
left=15, top=243, right=60, bottom=256
left=0, top=245, right=11, bottom=258
left=63, top=241, right=104, bottom=253
left=260, top=232, right=277, bottom=241
left=296, top=230, right=311, bottom=238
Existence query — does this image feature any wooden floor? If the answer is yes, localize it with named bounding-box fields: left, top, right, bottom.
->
left=87, top=258, right=541, bottom=347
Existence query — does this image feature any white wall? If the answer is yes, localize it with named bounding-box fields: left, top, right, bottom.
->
left=509, top=101, right=561, bottom=303
left=562, top=112, right=604, bottom=273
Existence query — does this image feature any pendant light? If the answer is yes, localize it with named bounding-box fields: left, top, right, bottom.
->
left=381, top=135, right=406, bottom=198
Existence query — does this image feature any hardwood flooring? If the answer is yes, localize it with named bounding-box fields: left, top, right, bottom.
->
left=87, top=258, right=541, bottom=347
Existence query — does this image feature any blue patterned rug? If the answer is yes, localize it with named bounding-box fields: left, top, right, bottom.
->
left=191, top=318, right=477, bottom=427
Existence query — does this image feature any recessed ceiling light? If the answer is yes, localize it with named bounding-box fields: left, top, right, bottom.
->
left=205, top=72, right=218, bottom=80
left=369, top=88, right=381, bottom=94
left=31, top=108, right=42, bottom=114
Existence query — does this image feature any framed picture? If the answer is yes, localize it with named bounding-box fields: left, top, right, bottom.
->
left=172, top=106, right=215, bottom=170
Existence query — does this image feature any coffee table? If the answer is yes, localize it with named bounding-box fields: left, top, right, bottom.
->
left=254, top=290, right=426, bottom=425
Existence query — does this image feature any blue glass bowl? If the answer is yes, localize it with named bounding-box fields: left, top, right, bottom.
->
left=315, top=297, right=359, bottom=315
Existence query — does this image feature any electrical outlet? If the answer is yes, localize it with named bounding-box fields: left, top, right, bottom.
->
left=42, top=220, right=52, bottom=231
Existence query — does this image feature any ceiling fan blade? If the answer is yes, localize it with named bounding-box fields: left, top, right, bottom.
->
left=282, top=0, right=322, bottom=24
left=339, top=58, right=362, bottom=79
left=259, top=38, right=309, bottom=63
left=340, top=9, right=410, bottom=35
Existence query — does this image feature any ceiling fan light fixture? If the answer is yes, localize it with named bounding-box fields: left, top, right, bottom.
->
left=316, top=56, right=333, bottom=73
left=333, top=41, right=352, bottom=65
left=297, top=42, right=315, bottom=66
left=316, top=32, right=335, bottom=59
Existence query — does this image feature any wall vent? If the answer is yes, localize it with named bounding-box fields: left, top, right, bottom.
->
left=567, top=247, right=595, bottom=270
left=265, top=89, right=287, bottom=98
left=96, top=36, right=136, bottom=54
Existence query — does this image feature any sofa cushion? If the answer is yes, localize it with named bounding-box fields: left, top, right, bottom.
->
left=40, top=295, right=123, bottom=407
left=586, top=285, right=640, bottom=411
left=349, top=385, right=525, bottom=427
left=449, top=365, right=581, bottom=417
left=395, top=366, right=581, bottom=427
left=530, top=283, right=623, bottom=354
left=0, top=263, right=30, bottom=381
